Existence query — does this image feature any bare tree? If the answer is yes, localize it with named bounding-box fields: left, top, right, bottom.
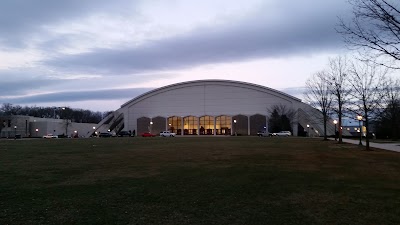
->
left=348, top=60, right=388, bottom=150
left=325, top=56, right=352, bottom=143
left=304, top=71, right=333, bottom=140
left=338, top=0, right=400, bottom=68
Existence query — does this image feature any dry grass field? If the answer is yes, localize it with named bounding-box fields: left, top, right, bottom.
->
left=0, top=137, right=399, bottom=225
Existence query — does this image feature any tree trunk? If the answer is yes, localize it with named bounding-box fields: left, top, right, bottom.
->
left=365, top=111, right=370, bottom=151
left=338, top=108, right=343, bottom=143
left=323, top=112, right=328, bottom=140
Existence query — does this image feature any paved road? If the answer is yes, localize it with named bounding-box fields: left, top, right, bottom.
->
left=329, top=138, right=400, bottom=153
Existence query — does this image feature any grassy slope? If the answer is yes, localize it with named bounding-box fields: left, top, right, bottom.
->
left=0, top=137, right=399, bottom=225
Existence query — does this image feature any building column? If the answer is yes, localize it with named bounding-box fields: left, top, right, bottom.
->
left=181, top=117, right=184, bottom=136
left=197, top=117, right=200, bottom=135
left=247, top=115, right=251, bottom=135
left=214, top=116, right=216, bottom=136
left=231, top=117, right=233, bottom=136
left=292, top=110, right=298, bottom=137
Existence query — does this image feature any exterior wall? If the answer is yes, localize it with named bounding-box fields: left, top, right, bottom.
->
left=1, top=115, right=31, bottom=138
left=152, top=116, right=166, bottom=135
left=250, top=114, right=267, bottom=135
left=110, top=80, right=329, bottom=136
left=232, top=115, right=248, bottom=136
left=123, top=81, right=300, bottom=135
left=1, top=115, right=97, bottom=138
left=137, top=117, right=150, bottom=134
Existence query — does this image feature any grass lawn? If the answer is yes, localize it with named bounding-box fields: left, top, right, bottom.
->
left=1, top=137, right=399, bottom=225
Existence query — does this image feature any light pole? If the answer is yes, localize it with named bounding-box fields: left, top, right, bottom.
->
left=233, top=119, right=237, bottom=136
left=14, top=125, right=17, bottom=139
left=357, top=115, right=363, bottom=146
left=307, top=124, right=310, bottom=137
left=35, top=128, right=39, bottom=137
left=93, top=126, right=96, bottom=137
left=150, top=121, right=153, bottom=134
left=333, top=120, right=337, bottom=141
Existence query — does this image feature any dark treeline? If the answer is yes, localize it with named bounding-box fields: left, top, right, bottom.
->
left=268, top=105, right=294, bottom=134
left=374, top=101, right=400, bottom=140
left=0, top=103, right=111, bottom=124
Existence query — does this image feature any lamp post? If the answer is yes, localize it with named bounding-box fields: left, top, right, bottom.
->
left=14, top=125, right=17, bottom=139
left=150, top=121, right=153, bottom=134
left=333, top=120, right=337, bottom=141
left=357, top=115, right=363, bottom=146
left=306, top=124, right=310, bottom=137
left=233, top=119, right=237, bottom=136
left=35, top=128, right=39, bottom=137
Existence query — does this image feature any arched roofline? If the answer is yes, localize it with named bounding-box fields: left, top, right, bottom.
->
left=121, top=79, right=301, bottom=108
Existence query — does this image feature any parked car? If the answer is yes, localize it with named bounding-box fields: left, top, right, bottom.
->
left=160, top=131, right=176, bottom=137
left=117, top=131, right=131, bottom=137
left=99, top=132, right=113, bottom=138
left=43, top=134, right=58, bottom=139
left=257, top=131, right=269, bottom=137
left=270, top=131, right=292, bottom=136
left=141, top=132, right=156, bottom=137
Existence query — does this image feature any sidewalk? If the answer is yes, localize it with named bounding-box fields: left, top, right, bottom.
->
left=329, top=138, right=400, bottom=153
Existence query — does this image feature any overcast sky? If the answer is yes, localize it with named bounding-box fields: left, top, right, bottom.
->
left=0, top=0, right=352, bottom=111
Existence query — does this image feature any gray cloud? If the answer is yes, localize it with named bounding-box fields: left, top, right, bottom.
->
left=0, top=70, right=67, bottom=95
left=44, top=1, right=350, bottom=75
left=0, top=66, right=174, bottom=97
left=0, top=0, right=138, bottom=47
left=0, top=87, right=152, bottom=104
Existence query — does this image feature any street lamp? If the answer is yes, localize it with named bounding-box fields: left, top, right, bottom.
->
left=14, top=125, right=17, bottom=139
left=357, top=115, right=363, bottom=146
left=306, top=124, right=310, bottom=137
left=233, top=119, right=237, bottom=136
left=35, top=128, right=39, bottom=137
left=333, top=120, right=338, bottom=140
left=150, top=121, right=153, bottom=133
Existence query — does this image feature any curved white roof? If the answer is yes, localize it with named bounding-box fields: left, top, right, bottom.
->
left=121, top=79, right=301, bottom=108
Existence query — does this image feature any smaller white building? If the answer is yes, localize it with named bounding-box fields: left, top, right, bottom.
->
left=0, top=115, right=97, bottom=138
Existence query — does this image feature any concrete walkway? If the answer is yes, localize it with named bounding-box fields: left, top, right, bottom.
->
left=329, top=138, right=400, bottom=153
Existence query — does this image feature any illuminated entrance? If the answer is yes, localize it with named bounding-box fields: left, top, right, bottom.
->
left=184, top=116, right=198, bottom=135
left=216, top=115, right=231, bottom=135
left=199, top=116, right=214, bottom=135
left=168, top=116, right=182, bottom=135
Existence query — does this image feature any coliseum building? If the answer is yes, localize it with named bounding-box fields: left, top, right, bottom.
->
left=94, top=80, right=335, bottom=137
